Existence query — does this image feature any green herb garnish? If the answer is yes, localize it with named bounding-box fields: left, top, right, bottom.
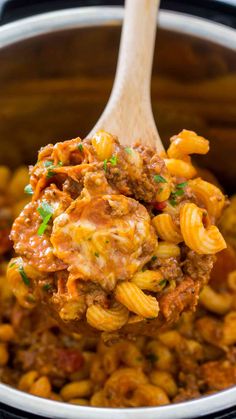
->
left=103, top=155, right=118, bottom=171
left=169, top=197, right=177, bottom=207
left=154, top=175, right=167, bottom=183
left=103, top=159, right=108, bottom=172
left=44, top=160, right=53, bottom=167
left=26, top=295, right=35, bottom=303
left=176, top=181, right=188, bottom=189
left=43, top=284, right=52, bottom=291
left=77, top=143, right=83, bottom=152
left=125, top=147, right=132, bottom=155
left=146, top=353, right=158, bottom=363
left=24, top=184, right=34, bottom=195
left=173, top=188, right=185, bottom=197
left=151, top=255, right=157, bottom=262
left=169, top=181, right=188, bottom=204
left=45, top=161, right=63, bottom=178
left=18, top=266, right=30, bottom=286
left=94, top=252, right=99, bottom=258
left=109, top=155, right=118, bottom=166
left=9, top=262, right=17, bottom=268
left=37, top=201, right=54, bottom=236
left=159, top=279, right=167, bottom=287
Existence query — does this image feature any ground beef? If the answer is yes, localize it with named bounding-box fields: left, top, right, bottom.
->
left=159, top=278, right=200, bottom=322
left=182, top=246, right=216, bottom=285
left=200, top=361, right=236, bottom=391
left=173, top=373, right=200, bottom=403
left=151, top=257, right=183, bottom=282
left=62, top=178, right=83, bottom=200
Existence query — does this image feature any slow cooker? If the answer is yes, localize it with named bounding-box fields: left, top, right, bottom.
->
left=0, top=1, right=236, bottom=418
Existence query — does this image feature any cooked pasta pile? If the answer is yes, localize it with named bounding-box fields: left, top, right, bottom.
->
left=7, top=130, right=226, bottom=337
left=0, top=159, right=236, bottom=407
left=0, top=193, right=236, bottom=406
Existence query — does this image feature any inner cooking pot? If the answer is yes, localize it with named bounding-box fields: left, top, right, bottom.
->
left=0, top=6, right=236, bottom=419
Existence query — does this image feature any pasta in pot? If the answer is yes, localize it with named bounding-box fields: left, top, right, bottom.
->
left=6, top=129, right=226, bottom=337
left=0, top=165, right=236, bottom=406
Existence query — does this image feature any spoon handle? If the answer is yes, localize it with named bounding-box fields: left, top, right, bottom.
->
left=89, top=0, right=164, bottom=151
left=114, top=0, right=159, bottom=100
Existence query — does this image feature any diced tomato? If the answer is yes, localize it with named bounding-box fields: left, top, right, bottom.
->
left=0, top=228, right=12, bottom=255
left=56, top=348, right=84, bottom=373
left=151, top=201, right=167, bottom=211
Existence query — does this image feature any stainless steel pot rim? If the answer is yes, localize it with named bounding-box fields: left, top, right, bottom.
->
left=0, top=381, right=236, bottom=419
left=0, top=5, right=236, bottom=418
left=0, top=384, right=236, bottom=419
left=0, top=6, right=235, bottom=50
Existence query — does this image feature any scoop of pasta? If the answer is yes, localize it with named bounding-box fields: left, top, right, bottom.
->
left=7, top=130, right=226, bottom=339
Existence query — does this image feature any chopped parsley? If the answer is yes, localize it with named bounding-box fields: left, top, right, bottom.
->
left=46, top=170, right=55, bottom=178
left=103, top=159, right=108, bottom=172
left=109, top=155, right=118, bottom=166
left=77, top=143, right=83, bottom=152
left=26, top=295, right=35, bottom=303
left=9, top=261, right=17, bottom=268
left=103, top=155, right=118, bottom=171
left=24, top=184, right=34, bottom=195
left=43, top=284, right=52, bottom=291
left=154, top=174, right=167, bottom=183
left=18, top=265, right=30, bottom=286
left=146, top=353, right=158, bottom=363
left=94, top=252, right=99, bottom=258
left=159, top=279, right=167, bottom=287
left=173, top=188, right=185, bottom=197
left=125, top=147, right=132, bottom=155
left=177, top=181, right=188, bottom=189
left=169, top=181, right=188, bottom=206
left=151, top=255, right=157, bottom=262
left=44, top=161, right=63, bottom=178
left=44, top=160, right=53, bottom=167
left=169, top=197, right=177, bottom=207
left=37, top=201, right=54, bottom=236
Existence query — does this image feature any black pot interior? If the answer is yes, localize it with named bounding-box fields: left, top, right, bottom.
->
left=0, top=22, right=235, bottom=193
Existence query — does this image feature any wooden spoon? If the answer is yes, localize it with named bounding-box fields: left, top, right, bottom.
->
left=88, top=0, right=164, bottom=152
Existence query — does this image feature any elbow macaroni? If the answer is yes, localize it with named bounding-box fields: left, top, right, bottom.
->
left=164, top=158, right=197, bottom=179
left=91, top=130, right=114, bottom=160
left=200, top=285, right=233, bottom=314
left=154, top=242, right=181, bottom=258
left=131, top=270, right=165, bottom=292
left=189, top=178, right=225, bottom=220
left=180, top=203, right=226, bottom=254
left=86, top=303, right=129, bottom=331
left=152, top=214, right=183, bottom=244
left=155, top=182, right=171, bottom=202
left=3, top=130, right=228, bottom=341
left=167, top=130, right=209, bottom=160
left=115, top=282, right=159, bottom=319
left=3, top=145, right=236, bottom=408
